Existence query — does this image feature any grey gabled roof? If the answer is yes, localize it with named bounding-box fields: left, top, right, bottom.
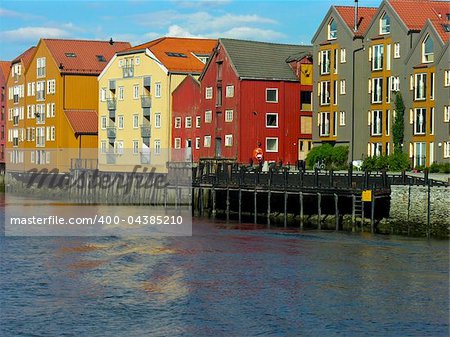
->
left=220, top=38, right=312, bottom=81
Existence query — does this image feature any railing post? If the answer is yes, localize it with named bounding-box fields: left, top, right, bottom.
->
left=402, top=170, right=407, bottom=184
left=348, top=165, right=353, bottom=188
left=314, top=168, right=319, bottom=187
left=329, top=169, right=333, bottom=187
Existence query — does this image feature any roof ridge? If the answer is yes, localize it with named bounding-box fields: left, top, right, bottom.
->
left=43, top=38, right=130, bottom=44
left=220, top=38, right=312, bottom=47
left=334, top=5, right=378, bottom=9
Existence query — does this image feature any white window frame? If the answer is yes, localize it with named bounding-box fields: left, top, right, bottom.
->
left=372, top=44, right=384, bottom=71
left=265, top=113, right=278, bottom=128
left=265, top=88, right=278, bottom=103
left=196, top=116, right=201, bottom=128
left=225, top=85, right=234, bottom=98
left=133, top=114, right=139, bottom=129
left=444, top=106, right=450, bottom=123
left=185, top=117, right=192, bottom=128
left=422, top=34, right=434, bottom=63
left=320, top=50, right=331, bottom=75
left=371, top=110, right=383, bottom=136
left=155, top=112, right=161, bottom=128
left=328, top=18, right=337, bottom=40
left=101, top=88, right=106, bottom=102
left=155, top=82, right=161, bottom=98
left=225, top=134, right=233, bottom=147
left=339, top=111, right=345, bottom=126
left=132, top=140, right=139, bottom=155
left=225, top=109, right=233, bottom=122
left=204, top=135, right=211, bottom=148
left=340, top=48, right=346, bottom=63
left=394, top=43, right=400, bottom=58
left=445, top=70, right=450, bottom=87
left=154, top=139, right=161, bottom=155
left=319, top=112, right=330, bottom=136
left=195, top=137, right=200, bottom=149
left=414, top=73, right=427, bottom=101
left=266, top=137, right=279, bottom=152
left=320, top=81, right=330, bottom=106
left=174, top=117, right=182, bottom=128
left=205, top=87, right=213, bottom=99
left=174, top=138, right=181, bottom=149
left=414, top=108, right=426, bottom=135
left=340, top=80, right=346, bottom=95
left=118, top=86, right=124, bottom=100
left=101, top=116, right=107, bottom=130
left=205, top=110, right=212, bottom=123
left=372, top=78, right=383, bottom=104
left=380, top=12, right=390, bottom=34
left=133, top=84, right=139, bottom=99
left=118, top=115, right=124, bottom=129
left=444, top=141, right=450, bottom=158
left=386, top=110, right=390, bottom=136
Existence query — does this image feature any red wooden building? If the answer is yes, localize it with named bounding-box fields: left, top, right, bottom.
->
left=172, top=38, right=313, bottom=165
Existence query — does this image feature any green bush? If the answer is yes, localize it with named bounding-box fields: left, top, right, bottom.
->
left=429, top=162, right=450, bottom=173
left=361, top=152, right=410, bottom=172
left=306, top=144, right=349, bottom=170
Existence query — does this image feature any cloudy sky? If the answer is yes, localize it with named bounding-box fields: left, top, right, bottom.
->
left=0, top=0, right=381, bottom=60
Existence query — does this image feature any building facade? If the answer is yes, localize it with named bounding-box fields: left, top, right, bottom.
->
left=176, top=38, right=313, bottom=165
left=0, top=61, right=11, bottom=171
left=97, top=37, right=216, bottom=172
left=312, top=0, right=449, bottom=166
left=6, top=39, right=130, bottom=172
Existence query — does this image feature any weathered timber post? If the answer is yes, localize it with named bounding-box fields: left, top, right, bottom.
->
left=284, top=191, right=288, bottom=228
left=267, top=189, right=271, bottom=227
left=371, top=191, right=375, bottom=234
left=238, top=188, right=242, bottom=223
left=226, top=187, right=230, bottom=223
left=254, top=188, right=258, bottom=224
left=427, top=181, right=431, bottom=238
left=334, top=193, right=339, bottom=231
left=299, top=192, right=304, bottom=230
left=211, top=187, right=216, bottom=219
left=352, top=194, right=356, bottom=232
left=317, top=192, right=322, bottom=230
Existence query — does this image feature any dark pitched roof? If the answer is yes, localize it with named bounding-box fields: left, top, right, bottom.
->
left=219, top=38, right=312, bottom=81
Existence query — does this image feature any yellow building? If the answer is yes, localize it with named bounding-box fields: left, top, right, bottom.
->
left=97, top=37, right=216, bottom=172
left=6, top=38, right=130, bottom=172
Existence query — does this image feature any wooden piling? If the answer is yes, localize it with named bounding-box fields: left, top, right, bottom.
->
left=238, top=188, right=242, bottom=223
left=284, top=191, right=288, bottom=228
left=267, top=189, right=271, bottom=227
left=371, top=192, right=375, bottom=234
left=254, top=189, right=257, bottom=224
left=299, top=192, right=304, bottom=230
left=211, top=187, right=216, bottom=219
left=352, top=194, right=356, bottom=232
left=317, top=192, right=321, bottom=230
left=334, top=193, right=339, bottom=231
left=226, top=187, right=230, bottom=223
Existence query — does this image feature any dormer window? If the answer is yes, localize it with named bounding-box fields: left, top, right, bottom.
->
left=380, top=12, right=390, bottom=34
left=422, top=34, right=434, bottom=63
left=328, top=19, right=337, bottom=40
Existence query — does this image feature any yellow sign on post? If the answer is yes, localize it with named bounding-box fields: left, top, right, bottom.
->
left=362, top=190, right=372, bottom=202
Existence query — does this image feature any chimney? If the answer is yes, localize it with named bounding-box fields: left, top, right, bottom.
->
left=354, top=0, right=359, bottom=32
left=109, top=38, right=114, bottom=45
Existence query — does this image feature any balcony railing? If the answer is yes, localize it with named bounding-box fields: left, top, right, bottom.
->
left=143, top=76, right=151, bottom=88
left=107, top=98, right=117, bottom=111
left=13, top=95, right=19, bottom=104
left=140, top=124, right=151, bottom=138
left=106, top=153, right=116, bottom=164
left=107, top=126, right=117, bottom=139
left=140, top=151, right=151, bottom=164
left=123, top=66, right=134, bottom=78
left=143, top=107, right=150, bottom=119
left=141, top=95, right=151, bottom=108
left=13, top=115, right=19, bottom=126
left=109, top=80, right=116, bottom=91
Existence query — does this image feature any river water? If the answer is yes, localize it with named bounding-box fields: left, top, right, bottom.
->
left=1, top=216, right=449, bottom=336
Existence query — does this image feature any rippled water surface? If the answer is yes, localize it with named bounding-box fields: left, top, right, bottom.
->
left=1, top=220, right=449, bottom=337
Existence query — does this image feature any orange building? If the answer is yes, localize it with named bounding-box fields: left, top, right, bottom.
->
left=6, top=38, right=130, bottom=172
left=0, top=61, right=11, bottom=170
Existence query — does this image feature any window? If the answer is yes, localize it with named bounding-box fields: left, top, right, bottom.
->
left=320, top=112, right=330, bottom=136
left=320, top=50, right=331, bottom=75
left=195, top=137, right=200, bottom=149
left=386, top=44, right=391, bottom=70
left=386, top=110, right=390, bottom=136
left=118, top=86, right=124, bottom=100
left=154, top=139, right=161, bottom=155
left=266, top=138, right=278, bottom=152
left=205, top=110, right=212, bottom=123
left=216, top=86, right=222, bottom=107
left=380, top=12, right=390, bottom=34
left=328, top=18, right=337, bottom=40
left=36, top=104, right=45, bottom=124
left=430, top=73, right=435, bottom=100
left=204, top=135, right=211, bottom=147
left=430, top=107, right=434, bottom=135
left=372, top=78, right=383, bottom=103
left=174, top=138, right=181, bottom=149
left=115, top=141, right=124, bottom=155
left=414, top=73, right=427, bottom=100
left=101, top=116, right=107, bottom=129
left=185, top=117, right=192, bottom=128
left=320, top=81, right=330, bottom=105
left=196, top=116, right=201, bottom=128
left=155, top=82, right=161, bottom=97
left=225, top=109, right=233, bottom=122
left=333, top=49, right=338, bottom=74
left=394, top=43, right=400, bottom=58
left=36, top=81, right=45, bottom=101
left=444, top=141, right=450, bottom=158
left=37, top=57, right=46, bottom=77
left=101, top=88, right=106, bottom=101
left=132, top=140, right=139, bottom=154
left=118, top=115, right=124, bottom=129
left=371, top=142, right=383, bottom=157
left=414, top=108, right=426, bottom=135
left=133, top=85, right=139, bottom=99
left=266, top=88, right=278, bottom=102
left=101, top=141, right=107, bottom=154
left=444, top=106, right=450, bottom=123
left=47, top=80, right=55, bottom=94
left=225, top=135, right=233, bottom=147
left=135, top=57, right=140, bottom=65
left=226, top=85, right=234, bottom=98
left=445, top=70, right=450, bottom=86
left=391, top=76, right=400, bottom=92
left=372, top=45, right=384, bottom=71
left=340, top=80, right=346, bottom=95
left=301, top=91, right=312, bottom=111
left=340, top=48, right=346, bottom=63
left=371, top=110, right=383, bottom=136
left=414, top=142, right=426, bottom=167
left=205, top=87, right=213, bottom=99
left=339, top=111, right=345, bottom=126
left=175, top=117, right=182, bottom=128
left=36, top=127, right=45, bottom=147
left=133, top=114, right=139, bottom=129
left=266, top=113, right=278, bottom=128
left=422, top=35, right=434, bottom=63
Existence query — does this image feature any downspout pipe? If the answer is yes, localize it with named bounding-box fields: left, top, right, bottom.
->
left=351, top=45, right=364, bottom=164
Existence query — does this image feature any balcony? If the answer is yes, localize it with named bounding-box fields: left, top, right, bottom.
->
left=106, top=126, right=117, bottom=140
left=140, top=151, right=151, bottom=164
left=141, top=95, right=151, bottom=108
left=106, top=153, right=116, bottom=164
left=143, top=76, right=151, bottom=88
left=13, top=94, right=19, bottom=104
left=107, top=98, right=117, bottom=111
left=13, top=115, right=19, bottom=126
left=109, top=109, right=116, bottom=119
left=123, top=66, right=134, bottom=78
left=140, top=124, right=151, bottom=138
left=13, top=73, right=20, bottom=82
left=143, top=107, right=150, bottom=119
left=109, top=80, right=116, bottom=91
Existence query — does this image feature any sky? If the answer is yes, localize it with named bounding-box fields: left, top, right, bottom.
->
left=0, top=0, right=382, bottom=61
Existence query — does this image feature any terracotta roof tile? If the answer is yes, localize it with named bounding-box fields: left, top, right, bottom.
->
left=64, top=110, right=98, bottom=135
left=12, top=46, right=36, bottom=69
left=127, top=37, right=216, bottom=73
left=0, top=61, right=11, bottom=81
left=389, top=0, right=449, bottom=31
left=430, top=19, right=450, bottom=43
left=44, top=39, right=131, bottom=75
left=335, top=6, right=378, bottom=36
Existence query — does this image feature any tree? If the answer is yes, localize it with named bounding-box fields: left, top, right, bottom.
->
left=393, top=92, right=405, bottom=154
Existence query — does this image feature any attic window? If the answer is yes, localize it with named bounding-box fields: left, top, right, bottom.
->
left=96, top=55, right=106, bottom=62
left=328, top=18, right=337, bottom=40
left=193, top=53, right=209, bottom=64
left=166, top=52, right=187, bottom=58
left=380, top=12, right=390, bottom=34
left=443, top=24, right=450, bottom=33
left=65, top=53, right=76, bottom=58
